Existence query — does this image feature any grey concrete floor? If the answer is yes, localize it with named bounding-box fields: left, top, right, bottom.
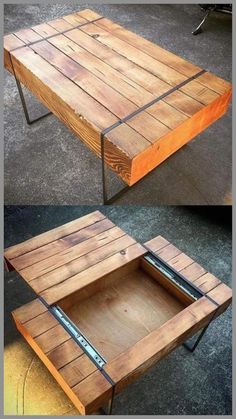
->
left=4, top=4, right=232, bottom=205
left=4, top=206, right=232, bottom=415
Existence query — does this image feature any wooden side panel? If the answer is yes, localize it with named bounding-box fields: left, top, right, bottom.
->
left=130, top=89, right=231, bottom=185
left=12, top=299, right=113, bottom=415
left=104, top=297, right=217, bottom=392
left=4, top=210, right=105, bottom=260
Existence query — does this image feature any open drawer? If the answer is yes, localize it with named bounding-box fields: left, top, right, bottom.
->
left=4, top=211, right=232, bottom=414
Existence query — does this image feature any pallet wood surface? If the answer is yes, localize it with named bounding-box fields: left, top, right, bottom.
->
left=5, top=211, right=232, bottom=414
left=4, top=9, right=232, bottom=186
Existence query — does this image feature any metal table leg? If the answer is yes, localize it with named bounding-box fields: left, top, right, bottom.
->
left=101, top=132, right=129, bottom=205
left=15, top=78, right=52, bottom=125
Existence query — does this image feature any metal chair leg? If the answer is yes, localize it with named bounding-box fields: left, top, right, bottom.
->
left=192, top=6, right=216, bottom=35
left=15, top=77, right=52, bottom=125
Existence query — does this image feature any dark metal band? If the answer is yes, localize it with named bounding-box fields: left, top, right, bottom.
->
left=102, top=69, right=206, bottom=137
left=9, top=16, right=104, bottom=52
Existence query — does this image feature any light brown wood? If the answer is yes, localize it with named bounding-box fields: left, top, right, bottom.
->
left=7, top=213, right=232, bottom=415
left=65, top=266, right=185, bottom=361
left=4, top=9, right=231, bottom=186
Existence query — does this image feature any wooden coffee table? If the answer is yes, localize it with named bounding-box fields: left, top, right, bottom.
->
left=4, top=9, right=232, bottom=203
left=4, top=211, right=232, bottom=414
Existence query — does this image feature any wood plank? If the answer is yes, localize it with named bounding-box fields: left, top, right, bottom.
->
left=103, top=297, right=217, bottom=392
left=20, top=226, right=129, bottom=282
left=62, top=13, right=88, bottom=27
left=29, top=232, right=137, bottom=293
left=144, top=235, right=224, bottom=294
left=12, top=299, right=47, bottom=324
left=47, top=33, right=189, bottom=130
left=47, top=18, right=74, bottom=32
left=207, top=283, right=232, bottom=314
left=13, top=311, right=109, bottom=415
left=29, top=40, right=171, bottom=144
left=47, top=338, right=84, bottom=370
left=144, top=235, right=170, bottom=252
left=193, top=272, right=221, bottom=293
left=13, top=316, right=90, bottom=414
left=157, top=243, right=182, bottom=261
left=35, top=323, right=70, bottom=353
left=180, top=262, right=207, bottom=281
left=4, top=211, right=105, bottom=260
left=9, top=217, right=115, bottom=270
left=14, top=28, right=42, bottom=43
left=32, top=22, right=59, bottom=37
left=73, top=369, right=112, bottom=414
left=23, top=310, right=58, bottom=338
left=59, top=354, right=97, bottom=387
left=130, top=89, right=231, bottom=185
left=4, top=45, right=152, bottom=184
left=87, top=13, right=231, bottom=94
left=40, top=242, right=146, bottom=305
left=81, top=23, right=187, bottom=86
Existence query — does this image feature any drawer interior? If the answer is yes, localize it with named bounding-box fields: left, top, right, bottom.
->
left=57, top=255, right=196, bottom=362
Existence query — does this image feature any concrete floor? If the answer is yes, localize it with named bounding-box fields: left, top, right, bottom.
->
left=4, top=206, right=232, bottom=415
left=4, top=4, right=232, bottom=205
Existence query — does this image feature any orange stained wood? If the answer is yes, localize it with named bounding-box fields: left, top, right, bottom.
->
left=4, top=9, right=232, bottom=186
left=5, top=213, right=232, bottom=414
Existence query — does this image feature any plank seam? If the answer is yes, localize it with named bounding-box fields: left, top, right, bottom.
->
left=101, top=69, right=206, bottom=137
left=9, top=16, right=104, bottom=52
left=6, top=216, right=107, bottom=261
left=25, top=230, right=128, bottom=285
left=36, top=241, right=138, bottom=294
left=142, top=243, right=219, bottom=307
left=15, top=224, right=121, bottom=274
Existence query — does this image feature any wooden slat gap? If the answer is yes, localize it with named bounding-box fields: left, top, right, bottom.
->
left=17, top=222, right=118, bottom=274
left=8, top=216, right=107, bottom=262
left=92, top=18, right=223, bottom=97
left=36, top=239, right=135, bottom=294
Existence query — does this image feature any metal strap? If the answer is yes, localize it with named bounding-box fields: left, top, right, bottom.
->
left=142, top=244, right=219, bottom=307
left=9, top=16, right=104, bottom=52
left=38, top=295, right=116, bottom=394
left=101, top=69, right=206, bottom=137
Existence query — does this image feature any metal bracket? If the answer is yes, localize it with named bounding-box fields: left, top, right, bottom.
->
left=14, top=77, right=52, bottom=125
left=50, top=305, right=106, bottom=368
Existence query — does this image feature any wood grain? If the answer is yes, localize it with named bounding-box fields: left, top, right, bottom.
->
left=3, top=9, right=231, bottom=186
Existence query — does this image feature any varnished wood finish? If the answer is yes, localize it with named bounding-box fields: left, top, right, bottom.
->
left=4, top=10, right=231, bottom=185
left=6, top=213, right=232, bottom=414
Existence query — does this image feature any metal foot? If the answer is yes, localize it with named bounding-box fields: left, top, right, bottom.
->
left=15, top=77, right=52, bottom=125
left=101, top=132, right=129, bottom=205
left=183, top=317, right=213, bottom=352
left=192, top=6, right=216, bottom=35
left=99, top=389, right=115, bottom=415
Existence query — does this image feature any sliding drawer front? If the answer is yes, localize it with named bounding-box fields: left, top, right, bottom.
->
left=97, top=235, right=232, bottom=395
left=4, top=210, right=146, bottom=306
left=4, top=10, right=231, bottom=186
left=12, top=299, right=113, bottom=415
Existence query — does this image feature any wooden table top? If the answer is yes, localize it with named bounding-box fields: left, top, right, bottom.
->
left=4, top=211, right=232, bottom=414
left=4, top=9, right=232, bottom=186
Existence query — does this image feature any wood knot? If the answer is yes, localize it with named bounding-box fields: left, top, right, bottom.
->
left=92, top=34, right=99, bottom=39
left=120, top=250, right=126, bottom=255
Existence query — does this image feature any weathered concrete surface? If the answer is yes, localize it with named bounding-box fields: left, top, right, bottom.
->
left=4, top=4, right=232, bottom=205
left=4, top=206, right=232, bottom=415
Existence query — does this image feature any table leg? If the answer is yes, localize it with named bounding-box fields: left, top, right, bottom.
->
left=14, top=77, right=52, bottom=125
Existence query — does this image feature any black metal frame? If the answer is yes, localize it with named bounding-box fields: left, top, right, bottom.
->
left=15, top=77, right=52, bottom=125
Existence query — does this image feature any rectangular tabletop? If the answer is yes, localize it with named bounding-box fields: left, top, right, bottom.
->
left=4, top=211, right=232, bottom=414
left=4, top=9, right=232, bottom=185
